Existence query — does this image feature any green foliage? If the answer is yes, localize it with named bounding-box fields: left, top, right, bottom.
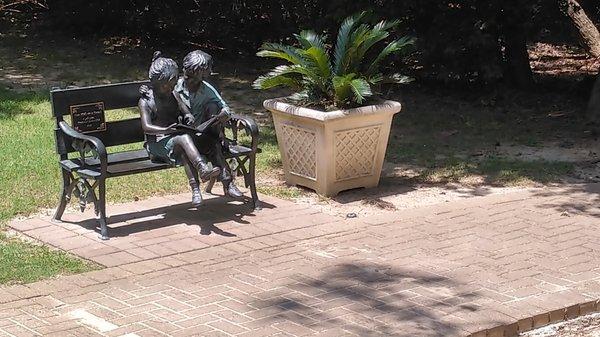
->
left=254, top=13, right=415, bottom=108
left=10, top=0, right=588, bottom=85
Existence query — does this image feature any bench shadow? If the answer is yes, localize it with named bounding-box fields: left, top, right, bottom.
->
left=62, top=197, right=275, bottom=238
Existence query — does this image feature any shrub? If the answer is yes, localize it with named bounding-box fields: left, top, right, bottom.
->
left=253, top=12, right=415, bottom=109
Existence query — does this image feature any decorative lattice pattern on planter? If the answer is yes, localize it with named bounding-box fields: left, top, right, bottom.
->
left=335, top=125, right=381, bottom=181
left=281, top=124, right=317, bottom=179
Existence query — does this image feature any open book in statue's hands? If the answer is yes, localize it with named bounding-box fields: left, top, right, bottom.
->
left=173, top=123, right=198, bottom=132
left=173, top=114, right=221, bottom=135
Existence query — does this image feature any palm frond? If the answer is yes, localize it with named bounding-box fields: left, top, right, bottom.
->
left=347, top=24, right=391, bottom=73
left=333, top=11, right=365, bottom=75
left=367, top=36, right=415, bottom=75
left=253, top=75, right=301, bottom=90
left=293, top=30, right=332, bottom=80
left=367, top=73, right=384, bottom=84
left=252, top=65, right=304, bottom=90
left=304, top=46, right=332, bottom=80
left=295, top=30, right=327, bottom=52
left=349, top=78, right=372, bottom=104
left=381, top=73, right=415, bottom=84
left=373, top=19, right=400, bottom=32
left=332, top=73, right=356, bottom=105
left=288, top=90, right=310, bottom=103
left=257, top=43, right=306, bottom=66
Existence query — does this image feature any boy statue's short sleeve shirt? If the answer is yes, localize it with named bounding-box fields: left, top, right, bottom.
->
left=175, top=78, right=230, bottom=126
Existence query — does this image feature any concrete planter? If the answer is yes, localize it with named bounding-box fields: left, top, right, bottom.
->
left=263, top=98, right=402, bottom=197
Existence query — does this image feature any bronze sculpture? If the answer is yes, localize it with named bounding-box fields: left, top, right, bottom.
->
left=139, top=51, right=221, bottom=207
left=174, top=50, right=243, bottom=198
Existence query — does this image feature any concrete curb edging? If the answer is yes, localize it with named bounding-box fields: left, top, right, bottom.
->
left=469, top=300, right=600, bottom=337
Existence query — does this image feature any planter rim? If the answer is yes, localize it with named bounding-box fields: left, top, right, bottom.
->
left=263, top=98, right=402, bottom=121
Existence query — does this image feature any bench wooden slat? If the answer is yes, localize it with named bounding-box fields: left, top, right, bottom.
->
left=51, top=81, right=149, bottom=117
left=62, top=118, right=145, bottom=154
left=61, top=156, right=171, bottom=178
left=226, top=145, right=253, bottom=157
left=107, top=160, right=171, bottom=177
left=84, top=149, right=149, bottom=166
left=77, top=168, right=102, bottom=179
left=64, top=145, right=257, bottom=174
left=59, top=159, right=81, bottom=172
left=61, top=150, right=148, bottom=172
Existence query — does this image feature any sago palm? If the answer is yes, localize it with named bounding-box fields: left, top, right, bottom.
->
left=253, top=12, right=415, bottom=108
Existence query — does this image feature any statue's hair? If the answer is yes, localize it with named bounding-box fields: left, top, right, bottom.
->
left=183, top=50, right=213, bottom=74
left=148, top=51, right=178, bottom=83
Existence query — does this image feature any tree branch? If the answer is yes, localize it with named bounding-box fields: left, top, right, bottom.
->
left=0, top=0, right=47, bottom=13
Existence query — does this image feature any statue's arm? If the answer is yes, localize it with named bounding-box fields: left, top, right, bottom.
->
left=172, top=90, right=195, bottom=125
left=139, top=98, right=176, bottom=135
left=205, top=81, right=231, bottom=116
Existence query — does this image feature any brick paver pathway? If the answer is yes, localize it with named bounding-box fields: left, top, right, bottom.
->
left=2, top=184, right=600, bottom=336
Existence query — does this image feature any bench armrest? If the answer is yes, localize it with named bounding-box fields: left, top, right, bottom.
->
left=59, top=121, right=108, bottom=175
left=229, top=114, right=259, bottom=153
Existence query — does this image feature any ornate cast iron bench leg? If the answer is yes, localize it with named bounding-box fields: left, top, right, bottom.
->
left=53, top=169, right=73, bottom=222
left=248, top=152, right=260, bottom=210
left=98, top=178, right=109, bottom=240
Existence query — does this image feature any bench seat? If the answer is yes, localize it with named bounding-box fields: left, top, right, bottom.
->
left=59, top=145, right=258, bottom=178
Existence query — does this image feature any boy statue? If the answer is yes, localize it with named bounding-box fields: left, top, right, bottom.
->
left=139, top=51, right=221, bottom=207
left=174, top=50, right=243, bottom=198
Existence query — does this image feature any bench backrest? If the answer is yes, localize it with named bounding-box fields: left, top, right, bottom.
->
left=51, top=81, right=150, bottom=155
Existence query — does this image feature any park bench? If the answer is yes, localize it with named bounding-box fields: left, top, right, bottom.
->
left=51, top=81, right=260, bottom=240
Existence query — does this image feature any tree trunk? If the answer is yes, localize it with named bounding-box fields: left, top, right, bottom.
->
left=503, top=27, right=534, bottom=88
left=499, top=1, right=534, bottom=88
left=562, top=0, right=600, bottom=58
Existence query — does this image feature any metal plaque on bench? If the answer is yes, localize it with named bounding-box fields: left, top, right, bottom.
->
left=69, top=102, right=106, bottom=133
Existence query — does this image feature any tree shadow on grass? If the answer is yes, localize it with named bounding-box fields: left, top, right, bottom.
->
left=252, top=262, right=485, bottom=336
left=0, top=87, right=48, bottom=120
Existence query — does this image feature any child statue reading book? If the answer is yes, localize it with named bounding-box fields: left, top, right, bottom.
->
left=174, top=50, right=243, bottom=198
left=138, top=51, right=221, bottom=207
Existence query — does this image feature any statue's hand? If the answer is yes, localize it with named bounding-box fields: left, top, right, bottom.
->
left=183, top=113, right=195, bottom=126
left=221, top=138, right=231, bottom=150
left=217, top=108, right=231, bottom=123
left=165, top=123, right=179, bottom=133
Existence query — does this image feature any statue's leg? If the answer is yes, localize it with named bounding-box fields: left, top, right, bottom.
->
left=172, top=134, right=220, bottom=181
left=211, top=143, right=242, bottom=198
left=204, top=103, right=243, bottom=198
left=205, top=177, right=216, bottom=194
left=182, top=156, right=203, bottom=207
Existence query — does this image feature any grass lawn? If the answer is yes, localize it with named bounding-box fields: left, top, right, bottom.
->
left=0, top=232, right=98, bottom=285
